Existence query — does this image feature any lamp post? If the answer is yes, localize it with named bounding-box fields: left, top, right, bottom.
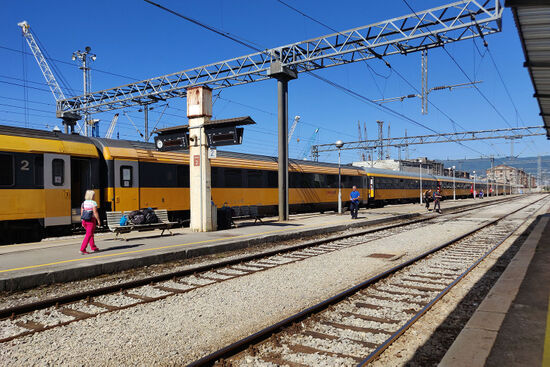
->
left=473, top=170, right=476, bottom=199
left=335, top=140, right=344, bottom=214
left=452, top=165, right=456, bottom=200
left=419, top=163, right=423, bottom=205
left=72, top=46, right=96, bottom=137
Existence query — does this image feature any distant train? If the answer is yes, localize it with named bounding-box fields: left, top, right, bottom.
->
left=0, top=125, right=515, bottom=244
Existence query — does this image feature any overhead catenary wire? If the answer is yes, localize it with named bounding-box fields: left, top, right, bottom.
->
left=275, top=0, right=490, bottom=157
left=144, top=0, right=489, bottom=158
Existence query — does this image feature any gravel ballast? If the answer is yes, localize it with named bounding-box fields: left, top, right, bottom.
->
left=0, top=196, right=545, bottom=366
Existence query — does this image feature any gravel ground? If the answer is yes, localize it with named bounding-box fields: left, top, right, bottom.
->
left=369, top=197, right=549, bottom=367
left=0, top=196, right=544, bottom=366
left=0, top=223, right=379, bottom=310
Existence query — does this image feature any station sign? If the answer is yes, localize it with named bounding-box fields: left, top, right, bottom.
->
left=205, top=126, right=244, bottom=147
left=154, top=132, right=188, bottom=152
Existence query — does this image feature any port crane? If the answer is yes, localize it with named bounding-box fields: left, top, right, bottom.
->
left=17, top=21, right=81, bottom=133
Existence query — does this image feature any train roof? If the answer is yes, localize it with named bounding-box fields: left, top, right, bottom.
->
left=0, top=124, right=99, bottom=157
left=0, top=124, right=92, bottom=143
left=89, top=136, right=360, bottom=171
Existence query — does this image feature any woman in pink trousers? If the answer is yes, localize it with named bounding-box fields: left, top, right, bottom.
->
left=80, top=190, right=101, bottom=254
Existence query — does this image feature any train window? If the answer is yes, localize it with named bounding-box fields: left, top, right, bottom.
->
left=0, top=154, right=14, bottom=186
left=225, top=168, right=243, bottom=188
left=177, top=164, right=189, bottom=187
left=52, top=159, right=64, bottom=186
left=267, top=171, right=277, bottom=188
left=247, top=170, right=264, bottom=188
left=120, top=166, right=133, bottom=187
left=312, top=173, right=324, bottom=188
left=326, top=174, right=338, bottom=188
left=34, top=156, right=43, bottom=187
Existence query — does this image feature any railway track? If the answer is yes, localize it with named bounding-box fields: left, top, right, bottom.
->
left=0, top=196, right=528, bottom=344
left=185, top=195, right=549, bottom=366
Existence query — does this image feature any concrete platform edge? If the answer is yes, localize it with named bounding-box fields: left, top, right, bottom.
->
left=439, top=212, right=548, bottom=367
left=0, top=213, right=418, bottom=292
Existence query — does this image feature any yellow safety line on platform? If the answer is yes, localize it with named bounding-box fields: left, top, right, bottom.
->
left=544, top=293, right=550, bottom=367
left=0, top=220, right=353, bottom=273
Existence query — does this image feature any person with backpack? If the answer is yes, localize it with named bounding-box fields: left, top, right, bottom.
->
left=433, top=189, right=442, bottom=214
left=80, top=190, right=101, bottom=254
left=349, top=186, right=360, bottom=219
left=424, top=189, right=432, bottom=210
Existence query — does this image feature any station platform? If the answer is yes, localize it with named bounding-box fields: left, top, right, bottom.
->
left=440, top=208, right=550, bottom=366
left=0, top=195, right=513, bottom=292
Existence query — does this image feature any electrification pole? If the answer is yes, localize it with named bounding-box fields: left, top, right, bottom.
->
left=72, top=47, right=96, bottom=137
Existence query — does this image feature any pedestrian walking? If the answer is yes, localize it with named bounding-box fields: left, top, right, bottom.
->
left=424, top=189, right=432, bottom=210
left=433, top=189, right=442, bottom=214
left=350, top=185, right=360, bottom=219
left=80, top=190, right=100, bottom=254
left=479, top=189, right=484, bottom=199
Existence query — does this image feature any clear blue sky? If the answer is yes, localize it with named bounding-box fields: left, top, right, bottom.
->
left=1, top=0, right=548, bottom=165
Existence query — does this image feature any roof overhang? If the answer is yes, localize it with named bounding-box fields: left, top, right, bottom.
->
left=506, top=0, right=550, bottom=139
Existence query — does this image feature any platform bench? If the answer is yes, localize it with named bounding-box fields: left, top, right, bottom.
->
left=230, top=205, right=263, bottom=227
left=106, top=209, right=177, bottom=241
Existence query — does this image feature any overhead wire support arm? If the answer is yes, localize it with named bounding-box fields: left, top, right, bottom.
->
left=313, top=126, right=545, bottom=153
left=56, top=0, right=503, bottom=115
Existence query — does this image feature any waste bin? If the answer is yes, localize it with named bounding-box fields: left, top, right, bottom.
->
left=217, top=205, right=232, bottom=230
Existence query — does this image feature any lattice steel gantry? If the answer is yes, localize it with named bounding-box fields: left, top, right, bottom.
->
left=55, top=0, right=503, bottom=221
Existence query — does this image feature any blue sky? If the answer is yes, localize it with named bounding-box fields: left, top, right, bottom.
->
left=1, top=0, right=548, bottom=165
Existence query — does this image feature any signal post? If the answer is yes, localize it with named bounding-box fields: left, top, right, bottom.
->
left=154, top=86, right=255, bottom=232
left=187, top=86, right=213, bottom=232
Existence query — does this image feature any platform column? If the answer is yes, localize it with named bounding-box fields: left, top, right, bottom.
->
left=268, top=61, right=297, bottom=222
left=187, top=86, right=213, bottom=232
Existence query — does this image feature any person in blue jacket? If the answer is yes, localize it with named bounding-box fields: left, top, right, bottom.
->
left=350, top=186, right=360, bottom=219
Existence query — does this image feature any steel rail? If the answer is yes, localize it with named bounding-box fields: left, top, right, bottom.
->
left=0, top=197, right=514, bottom=321
left=186, top=195, right=547, bottom=366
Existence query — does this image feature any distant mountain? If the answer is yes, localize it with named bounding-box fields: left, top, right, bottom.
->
left=437, top=155, right=550, bottom=178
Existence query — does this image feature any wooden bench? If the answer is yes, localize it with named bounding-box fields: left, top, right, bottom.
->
left=230, top=205, right=263, bottom=227
left=106, top=209, right=177, bottom=241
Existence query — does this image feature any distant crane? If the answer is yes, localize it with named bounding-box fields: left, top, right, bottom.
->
left=104, top=113, right=120, bottom=139
left=17, top=21, right=81, bottom=133
left=289, top=115, right=300, bottom=141
left=300, top=128, right=319, bottom=160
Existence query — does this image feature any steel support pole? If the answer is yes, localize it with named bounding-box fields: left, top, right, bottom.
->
left=144, top=106, right=149, bottom=142
left=338, top=149, right=342, bottom=214
left=453, top=171, right=456, bottom=200
left=419, top=164, right=423, bottom=205
left=278, top=79, right=289, bottom=221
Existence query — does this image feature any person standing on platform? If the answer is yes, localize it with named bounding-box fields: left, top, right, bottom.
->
left=350, top=185, right=360, bottom=219
left=424, top=189, right=432, bottom=210
left=433, top=189, right=442, bottom=214
left=479, top=189, right=484, bottom=199
left=80, top=190, right=100, bottom=254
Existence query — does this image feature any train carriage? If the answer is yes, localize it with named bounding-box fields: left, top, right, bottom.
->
left=89, top=137, right=368, bottom=220
left=0, top=126, right=101, bottom=244
left=1, top=124, right=514, bottom=245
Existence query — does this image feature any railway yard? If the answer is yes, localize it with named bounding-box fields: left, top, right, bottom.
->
left=1, top=194, right=549, bottom=366
left=2, top=1, right=550, bottom=365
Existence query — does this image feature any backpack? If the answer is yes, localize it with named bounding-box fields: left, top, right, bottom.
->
left=81, top=210, right=93, bottom=221
left=131, top=214, right=146, bottom=225
left=119, top=215, right=129, bottom=226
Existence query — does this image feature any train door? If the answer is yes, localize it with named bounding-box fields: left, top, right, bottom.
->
left=113, top=160, right=139, bottom=211
left=44, top=153, right=71, bottom=227
left=71, top=158, right=92, bottom=223
left=369, top=176, right=375, bottom=200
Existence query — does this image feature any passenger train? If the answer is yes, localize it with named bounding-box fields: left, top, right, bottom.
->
left=0, top=125, right=514, bottom=244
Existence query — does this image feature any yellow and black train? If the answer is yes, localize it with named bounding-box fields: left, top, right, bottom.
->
left=0, top=125, right=509, bottom=244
